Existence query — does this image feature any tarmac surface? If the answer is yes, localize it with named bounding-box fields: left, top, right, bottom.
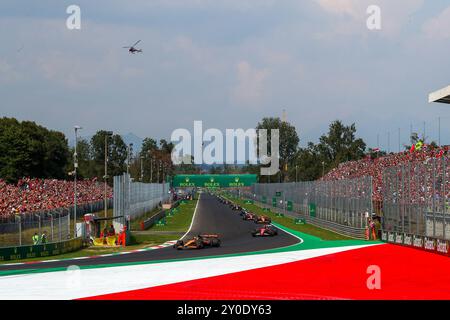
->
left=0, top=193, right=299, bottom=271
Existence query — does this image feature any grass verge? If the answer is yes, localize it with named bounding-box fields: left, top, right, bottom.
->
left=147, top=198, right=197, bottom=233
left=227, top=196, right=354, bottom=241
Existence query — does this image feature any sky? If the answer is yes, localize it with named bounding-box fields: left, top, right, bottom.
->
left=2, top=0, right=450, bottom=151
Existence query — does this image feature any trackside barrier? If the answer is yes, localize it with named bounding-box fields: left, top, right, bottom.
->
left=0, top=237, right=84, bottom=262
left=381, top=230, right=450, bottom=257
left=113, top=173, right=170, bottom=228
left=236, top=194, right=367, bottom=239
left=140, top=200, right=181, bottom=230
left=140, top=210, right=166, bottom=230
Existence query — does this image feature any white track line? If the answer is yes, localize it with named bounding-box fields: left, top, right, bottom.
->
left=180, top=193, right=201, bottom=240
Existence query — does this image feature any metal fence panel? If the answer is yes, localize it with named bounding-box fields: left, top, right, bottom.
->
left=0, top=199, right=112, bottom=248
left=244, top=176, right=373, bottom=229
left=113, top=174, right=170, bottom=227
left=382, top=157, right=450, bottom=240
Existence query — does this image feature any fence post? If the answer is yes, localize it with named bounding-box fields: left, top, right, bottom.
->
left=59, top=212, right=62, bottom=241
left=67, top=210, right=70, bottom=239
left=443, top=157, right=447, bottom=240
left=37, top=214, right=41, bottom=239
left=50, top=213, right=54, bottom=242
left=17, top=215, right=22, bottom=246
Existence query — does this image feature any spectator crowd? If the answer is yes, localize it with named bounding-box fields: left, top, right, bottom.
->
left=0, top=178, right=113, bottom=220
left=322, top=145, right=450, bottom=204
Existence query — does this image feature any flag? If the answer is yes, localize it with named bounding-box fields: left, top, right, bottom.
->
left=415, top=141, right=423, bottom=151
left=373, top=148, right=380, bottom=153
left=437, top=149, right=444, bottom=158
left=410, top=144, right=415, bottom=153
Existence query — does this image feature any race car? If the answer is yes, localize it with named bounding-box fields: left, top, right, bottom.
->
left=231, top=204, right=242, bottom=211
left=251, top=225, right=278, bottom=237
left=243, top=212, right=257, bottom=221
left=173, top=234, right=221, bottom=250
left=239, top=209, right=248, bottom=217
left=254, top=215, right=272, bottom=224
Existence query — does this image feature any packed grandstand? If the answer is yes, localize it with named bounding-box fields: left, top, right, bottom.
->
left=322, top=145, right=449, bottom=204
left=0, top=178, right=113, bottom=220
left=1, top=145, right=448, bottom=221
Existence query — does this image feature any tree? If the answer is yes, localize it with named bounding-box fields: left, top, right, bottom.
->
left=0, top=118, right=69, bottom=182
left=90, top=131, right=127, bottom=184
left=256, top=117, right=300, bottom=182
left=290, top=143, right=324, bottom=181
left=73, top=139, right=93, bottom=178
left=288, top=120, right=366, bottom=181
left=316, top=120, right=366, bottom=170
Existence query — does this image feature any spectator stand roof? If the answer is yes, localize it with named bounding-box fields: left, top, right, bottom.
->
left=429, top=84, right=450, bottom=104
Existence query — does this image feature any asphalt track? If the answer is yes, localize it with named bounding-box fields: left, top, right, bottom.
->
left=0, top=193, right=299, bottom=271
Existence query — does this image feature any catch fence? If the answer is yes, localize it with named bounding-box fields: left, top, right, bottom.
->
left=382, top=157, right=450, bottom=240
left=113, top=174, right=170, bottom=227
left=238, top=177, right=373, bottom=238
left=0, top=200, right=111, bottom=248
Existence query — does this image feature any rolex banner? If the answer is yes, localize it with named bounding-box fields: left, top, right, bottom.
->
left=0, top=237, right=83, bottom=261
left=172, top=174, right=257, bottom=188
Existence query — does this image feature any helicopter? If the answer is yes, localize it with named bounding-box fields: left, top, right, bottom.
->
left=123, top=40, right=143, bottom=54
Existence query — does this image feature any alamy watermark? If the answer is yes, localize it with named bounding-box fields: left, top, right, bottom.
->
left=367, top=5, right=381, bottom=31
left=65, top=265, right=82, bottom=289
left=171, top=121, right=279, bottom=176
left=66, top=5, right=81, bottom=30
left=366, top=265, right=381, bottom=290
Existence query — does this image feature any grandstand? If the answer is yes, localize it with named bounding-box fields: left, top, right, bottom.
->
left=0, top=178, right=112, bottom=221
left=322, top=146, right=450, bottom=205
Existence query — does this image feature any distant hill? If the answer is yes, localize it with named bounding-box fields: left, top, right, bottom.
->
left=121, top=133, right=143, bottom=154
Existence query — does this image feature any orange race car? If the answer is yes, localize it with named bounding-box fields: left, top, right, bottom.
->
left=173, top=234, right=221, bottom=250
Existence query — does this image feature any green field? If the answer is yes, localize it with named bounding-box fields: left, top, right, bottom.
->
left=129, top=207, right=160, bottom=230
left=148, top=199, right=197, bottom=232
left=227, top=196, right=354, bottom=240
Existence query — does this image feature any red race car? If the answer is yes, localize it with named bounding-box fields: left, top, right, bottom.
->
left=252, top=225, right=278, bottom=237
left=243, top=212, right=257, bottom=221
left=254, top=215, right=272, bottom=224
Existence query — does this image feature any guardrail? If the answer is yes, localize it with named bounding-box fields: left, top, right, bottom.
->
left=0, top=237, right=84, bottom=262
left=139, top=200, right=181, bottom=231
left=140, top=210, right=166, bottom=230
left=237, top=195, right=367, bottom=239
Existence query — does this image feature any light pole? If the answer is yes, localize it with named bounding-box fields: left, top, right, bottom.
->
left=126, top=143, right=133, bottom=176
left=322, top=161, right=325, bottom=177
left=74, top=125, right=82, bottom=238
left=157, top=160, right=160, bottom=183
left=140, top=156, right=144, bottom=181
left=104, top=131, right=113, bottom=220
left=150, top=155, right=154, bottom=183
left=295, top=165, right=298, bottom=183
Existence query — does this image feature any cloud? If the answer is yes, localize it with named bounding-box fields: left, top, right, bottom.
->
left=231, top=61, right=269, bottom=108
left=422, top=6, right=450, bottom=40
left=316, top=0, right=362, bottom=17
left=314, top=0, right=424, bottom=37
left=131, top=0, right=277, bottom=11
left=0, top=59, right=21, bottom=84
